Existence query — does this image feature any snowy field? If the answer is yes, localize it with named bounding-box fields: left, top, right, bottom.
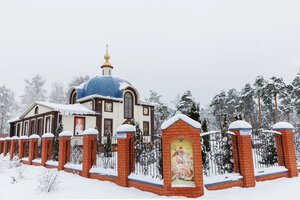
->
left=1, top=156, right=300, bottom=199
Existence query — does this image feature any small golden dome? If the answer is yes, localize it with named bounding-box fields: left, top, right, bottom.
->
left=102, top=44, right=112, bottom=67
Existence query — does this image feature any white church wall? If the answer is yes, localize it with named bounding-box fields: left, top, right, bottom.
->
left=24, top=105, right=52, bottom=118
left=81, top=100, right=94, bottom=110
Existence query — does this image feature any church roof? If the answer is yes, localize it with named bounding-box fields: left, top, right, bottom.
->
left=76, top=76, right=131, bottom=100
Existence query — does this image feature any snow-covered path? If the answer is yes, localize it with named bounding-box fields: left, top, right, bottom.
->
left=1, top=160, right=300, bottom=199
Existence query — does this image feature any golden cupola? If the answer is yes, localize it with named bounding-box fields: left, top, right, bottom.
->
left=101, top=45, right=113, bottom=76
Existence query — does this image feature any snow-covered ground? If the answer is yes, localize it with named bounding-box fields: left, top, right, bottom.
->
left=1, top=156, right=300, bottom=199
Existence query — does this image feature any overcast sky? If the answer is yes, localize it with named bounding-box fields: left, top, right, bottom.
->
left=0, top=0, right=300, bottom=107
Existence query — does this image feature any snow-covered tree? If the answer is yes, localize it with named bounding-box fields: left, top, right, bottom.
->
left=21, top=75, right=47, bottom=110
left=210, top=91, right=227, bottom=130
left=146, top=90, right=172, bottom=134
left=0, top=85, right=18, bottom=133
left=292, top=75, right=300, bottom=116
left=53, top=122, right=63, bottom=161
left=239, top=83, right=256, bottom=125
left=279, top=84, right=293, bottom=122
left=225, top=88, right=240, bottom=121
left=68, top=75, right=90, bottom=88
left=49, top=82, right=66, bottom=104
left=253, top=76, right=267, bottom=128
left=176, top=90, right=201, bottom=122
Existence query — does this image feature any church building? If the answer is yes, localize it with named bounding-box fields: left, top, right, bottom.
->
left=8, top=48, right=154, bottom=144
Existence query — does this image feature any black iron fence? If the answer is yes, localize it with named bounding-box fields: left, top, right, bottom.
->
left=201, top=131, right=239, bottom=177
left=132, top=135, right=163, bottom=180
left=252, top=129, right=284, bottom=169
left=293, top=129, right=300, bottom=166
left=95, top=136, right=117, bottom=171
left=70, top=143, right=83, bottom=164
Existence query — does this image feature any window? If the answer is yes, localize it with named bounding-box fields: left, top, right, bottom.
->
left=45, top=117, right=51, bottom=133
left=30, top=120, right=36, bottom=134
left=143, top=121, right=149, bottom=136
left=104, top=119, right=113, bottom=136
left=124, top=92, right=134, bottom=119
left=37, top=118, right=43, bottom=134
left=104, top=101, right=113, bottom=112
left=70, top=90, right=77, bottom=104
left=17, top=123, right=21, bottom=136
left=24, top=121, right=29, bottom=135
left=143, top=107, right=149, bottom=116
left=74, top=117, right=85, bottom=136
left=34, top=106, right=39, bottom=115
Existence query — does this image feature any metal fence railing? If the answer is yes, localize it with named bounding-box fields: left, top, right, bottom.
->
left=252, top=129, right=284, bottom=169
left=70, top=143, right=83, bottom=165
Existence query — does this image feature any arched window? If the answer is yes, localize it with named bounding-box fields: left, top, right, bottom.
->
left=124, top=92, right=134, bottom=119
left=70, top=90, right=77, bottom=104
left=34, top=106, right=39, bottom=115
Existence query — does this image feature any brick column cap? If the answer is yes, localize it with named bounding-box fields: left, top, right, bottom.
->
left=116, top=124, right=135, bottom=134
left=4, top=136, right=11, bottom=141
left=59, top=131, right=73, bottom=137
left=42, top=133, right=54, bottom=138
left=11, top=136, right=19, bottom=140
left=20, top=136, right=29, bottom=140
left=229, top=120, right=252, bottom=131
left=29, top=134, right=40, bottom=139
left=0, top=138, right=5, bottom=141
left=80, top=128, right=99, bottom=136
left=273, top=122, right=294, bottom=131
left=161, top=114, right=201, bottom=130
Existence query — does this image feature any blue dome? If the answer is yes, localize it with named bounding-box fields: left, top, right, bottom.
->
left=77, top=76, right=131, bottom=99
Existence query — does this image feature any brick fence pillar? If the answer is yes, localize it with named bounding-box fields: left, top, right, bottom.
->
left=273, top=122, right=298, bottom=178
left=116, top=124, right=136, bottom=187
left=0, top=138, right=4, bottom=154
left=10, top=136, right=19, bottom=159
left=18, top=136, right=29, bottom=160
left=58, top=131, right=72, bottom=170
left=3, top=137, right=11, bottom=157
left=161, top=114, right=204, bottom=198
left=229, top=120, right=255, bottom=188
left=81, top=129, right=98, bottom=178
left=28, top=134, right=40, bottom=165
left=41, top=133, right=54, bottom=166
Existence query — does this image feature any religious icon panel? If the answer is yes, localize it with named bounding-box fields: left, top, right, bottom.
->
left=171, top=139, right=195, bottom=187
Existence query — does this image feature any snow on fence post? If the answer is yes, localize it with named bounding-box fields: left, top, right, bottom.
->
left=81, top=128, right=98, bottom=178
left=0, top=138, right=4, bottom=154
left=58, top=131, right=72, bottom=170
left=273, top=122, right=298, bottom=178
left=3, top=137, right=11, bottom=157
left=41, top=133, right=54, bottom=166
left=28, top=134, right=40, bottom=165
left=116, top=124, right=135, bottom=187
left=229, top=120, right=255, bottom=188
left=19, top=136, right=29, bottom=160
left=10, top=136, right=19, bottom=160
left=161, top=114, right=204, bottom=198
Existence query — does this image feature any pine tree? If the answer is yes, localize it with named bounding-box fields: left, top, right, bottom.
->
left=210, top=91, right=227, bottom=130
left=53, top=122, right=63, bottom=161
left=176, top=91, right=195, bottom=115
left=0, top=85, right=18, bottom=134
left=49, top=82, right=66, bottom=104
left=279, top=84, right=293, bottom=122
left=292, top=75, right=300, bottom=117
left=104, top=133, right=112, bottom=157
left=21, top=75, right=47, bottom=110
left=239, top=83, right=256, bottom=125
left=225, top=88, right=240, bottom=122
left=201, top=118, right=210, bottom=173
left=187, top=102, right=201, bottom=122
left=146, top=90, right=172, bottom=135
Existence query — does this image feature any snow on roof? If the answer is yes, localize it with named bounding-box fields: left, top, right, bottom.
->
left=59, top=131, right=73, bottom=137
left=35, top=101, right=97, bottom=115
left=116, top=124, right=136, bottom=133
left=42, top=133, right=54, bottom=138
left=273, top=122, right=294, bottom=130
left=11, top=136, right=19, bottom=140
left=5, top=137, right=11, bottom=140
left=229, top=120, right=252, bottom=130
left=20, top=136, right=29, bottom=140
left=7, top=117, right=20, bottom=124
left=81, top=128, right=99, bottom=136
left=29, top=134, right=40, bottom=139
left=161, top=114, right=201, bottom=130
